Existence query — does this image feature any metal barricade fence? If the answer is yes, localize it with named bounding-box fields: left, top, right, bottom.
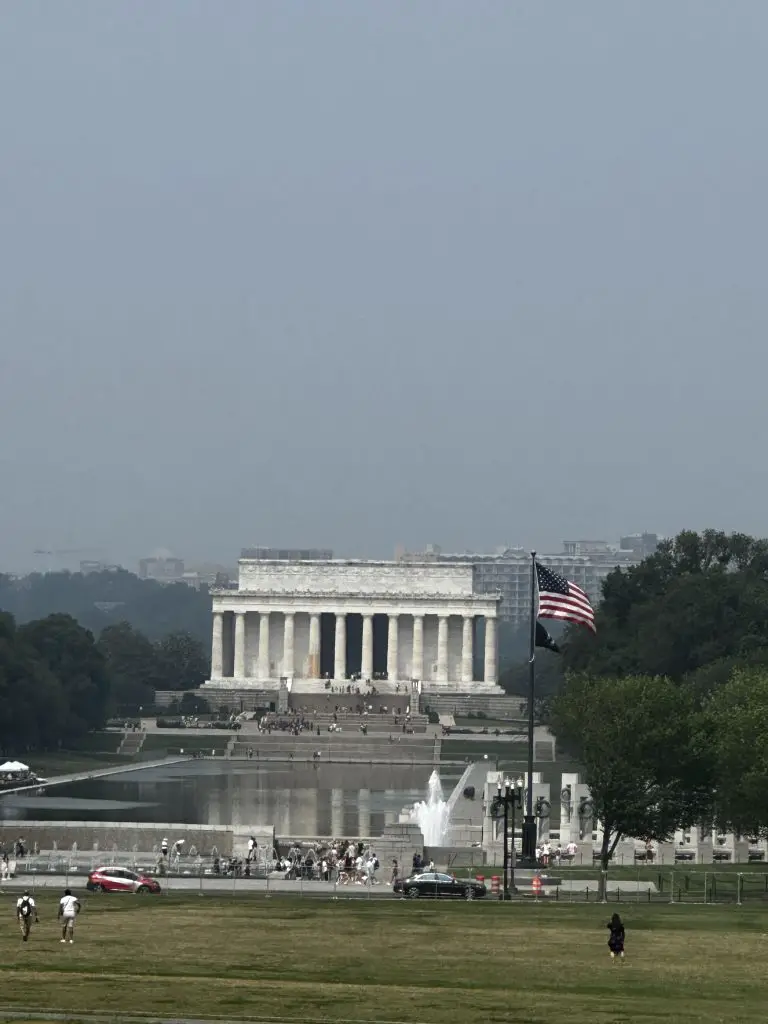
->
left=5, top=855, right=768, bottom=906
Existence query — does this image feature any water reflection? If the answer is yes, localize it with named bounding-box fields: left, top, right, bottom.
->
left=0, top=760, right=431, bottom=837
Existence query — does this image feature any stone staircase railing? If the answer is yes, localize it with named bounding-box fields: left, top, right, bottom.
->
left=118, top=730, right=146, bottom=756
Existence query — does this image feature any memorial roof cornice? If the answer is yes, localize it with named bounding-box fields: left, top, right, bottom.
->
left=211, top=588, right=502, bottom=600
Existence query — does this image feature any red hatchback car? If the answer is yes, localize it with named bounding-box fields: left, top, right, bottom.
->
left=87, top=866, right=161, bottom=894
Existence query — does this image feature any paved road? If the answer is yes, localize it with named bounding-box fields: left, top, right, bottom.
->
left=0, top=873, right=398, bottom=898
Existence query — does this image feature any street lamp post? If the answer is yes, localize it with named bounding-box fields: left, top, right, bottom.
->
left=493, top=777, right=526, bottom=900
left=502, top=782, right=509, bottom=898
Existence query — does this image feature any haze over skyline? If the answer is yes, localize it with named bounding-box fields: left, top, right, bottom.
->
left=2, top=3, right=766, bottom=575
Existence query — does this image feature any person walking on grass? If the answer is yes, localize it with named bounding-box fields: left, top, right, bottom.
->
left=58, top=888, right=80, bottom=944
left=16, top=890, right=38, bottom=942
left=607, top=913, right=626, bottom=963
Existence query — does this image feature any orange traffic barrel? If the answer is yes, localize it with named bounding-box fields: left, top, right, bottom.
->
left=490, top=875, right=501, bottom=896
left=475, top=875, right=485, bottom=883
left=532, top=874, right=543, bottom=897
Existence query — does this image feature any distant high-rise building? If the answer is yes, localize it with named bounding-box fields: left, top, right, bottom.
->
left=79, top=560, right=121, bottom=574
left=139, top=555, right=185, bottom=582
left=240, top=547, right=334, bottom=561
left=397, top=535, right=659, bottom=623
left=619, top=533, right=661, bottom=560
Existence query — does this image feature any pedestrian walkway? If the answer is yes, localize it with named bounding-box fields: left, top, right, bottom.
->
left=0, top=756, right=190, bottom=795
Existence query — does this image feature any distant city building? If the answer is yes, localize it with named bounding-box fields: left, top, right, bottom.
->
left=240, top=547, right=334, bottom=561
left=182, top=563, right=237, bottom=590
left=397, top=536, right=660, bottom=623
left=619, top=533, right=661, bottom=560
left=138, top=555, right=185, bottom=583
left=137, top=554, right=235, bottom=589
left=79, top=560, right=121, bottom=574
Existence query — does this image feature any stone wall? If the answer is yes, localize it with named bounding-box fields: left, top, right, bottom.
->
left=424, top=845, right=488, bottom=869
left=374, top=822, right=424, bottom=873
left=2, top=821, right=274, bottom=857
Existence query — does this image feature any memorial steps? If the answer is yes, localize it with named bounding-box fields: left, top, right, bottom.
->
left=228, top=733, right=438, bottom=764
left=159, top=684, right=518, bottom=721
left=418, top=693, right=525, bottom=720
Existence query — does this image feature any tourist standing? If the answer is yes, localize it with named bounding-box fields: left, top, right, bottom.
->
left=58, top=888, right=80, bottom=944
left=16, top=890, right=38, bottom=942
left=390, top=859, right=399, bottom=886
left=607, top=913, right=626, bottom=963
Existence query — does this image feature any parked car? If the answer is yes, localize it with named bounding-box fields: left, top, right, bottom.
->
left=393, top=871, right=486, bottom=900
left=87, top=866, right=161, bottom=894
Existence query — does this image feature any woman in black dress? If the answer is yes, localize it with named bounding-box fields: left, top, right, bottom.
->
left=607, top=913, right=625, bottom=962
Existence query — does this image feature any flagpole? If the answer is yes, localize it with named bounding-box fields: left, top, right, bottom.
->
left=522, top=550, right=537, bottom=865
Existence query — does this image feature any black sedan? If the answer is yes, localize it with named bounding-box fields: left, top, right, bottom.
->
left=393, top=871, right=487, bottom=900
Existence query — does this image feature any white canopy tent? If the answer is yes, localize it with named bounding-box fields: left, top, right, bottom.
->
left=0, top=761, right=29, bottom=773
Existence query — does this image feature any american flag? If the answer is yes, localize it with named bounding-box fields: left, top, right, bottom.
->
left=536, top=562, right=596, bottom=633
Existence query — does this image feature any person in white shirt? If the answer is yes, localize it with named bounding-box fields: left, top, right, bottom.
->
left=58, top=888, right=80, bottom=944
left=16, top=890, right=38, bottom=942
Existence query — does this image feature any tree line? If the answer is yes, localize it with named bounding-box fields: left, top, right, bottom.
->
left=0, top=569, right=211, bottom=643
left=547, top=530, right=768, bottom=871
left=0, top=611, right=209, bottom=754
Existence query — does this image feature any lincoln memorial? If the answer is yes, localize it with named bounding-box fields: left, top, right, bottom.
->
left=203, top=557, right=502, bottom=692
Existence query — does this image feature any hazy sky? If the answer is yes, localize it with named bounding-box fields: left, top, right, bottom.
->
left=2, top=2, right=767, bottom=573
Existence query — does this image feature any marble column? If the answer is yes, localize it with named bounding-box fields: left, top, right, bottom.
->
left=387, top=614, right=399, bottom=681
left=309, top=613, right=321, bottom=678
left=461, top=616, right=474, bottom=684
left=233, top=611, right=246, bottom=679
left=362, top=614, right=374, bottom=680
left=412, top=615, right=424, bottom=679
left=283, top=612, right=295, bottom=678
left=484, top=615, right=498, bottom=683
left=384, top=789, right=397, bottom=826
left=334, top=612, right=347, bottom=680
left=437, top=615, right=449, bottom=682
left=331, top=788, right=344, bottom=838
left=211, top=611, right=224, bottom=678
left=358, top=788, right=371, bottom=839
left=258, top=612, right=270, bottom=680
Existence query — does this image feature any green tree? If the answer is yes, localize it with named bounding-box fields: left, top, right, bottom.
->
left=0, top=569, right=211, bottom=643
left=551, top=674, right=712, bottom=887
left=153, top=631, right=210, bottom=690
left=705, top=668, right=768, bottom=837
left=0, top=612, right=68, bottom=752
left=97, top=622, right=158, bottom=713
left=18, top=614, right=110, bottom=739
left=563, top=530, right=768, bottom=685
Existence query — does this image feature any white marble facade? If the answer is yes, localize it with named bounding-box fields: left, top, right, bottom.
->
left=205, top=559, right=501, bottom=689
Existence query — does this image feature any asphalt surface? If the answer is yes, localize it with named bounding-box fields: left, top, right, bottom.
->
left=2, top=871, right=662, bottom=896
left=1, top=873, right=399, bottom=897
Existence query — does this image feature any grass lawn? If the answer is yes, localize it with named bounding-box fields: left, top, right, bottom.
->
left=1, top=894, right=767, bottom=1023
left=140, top=732, right=229, bottom=756
left=24, top=751, right=132, bottom=777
